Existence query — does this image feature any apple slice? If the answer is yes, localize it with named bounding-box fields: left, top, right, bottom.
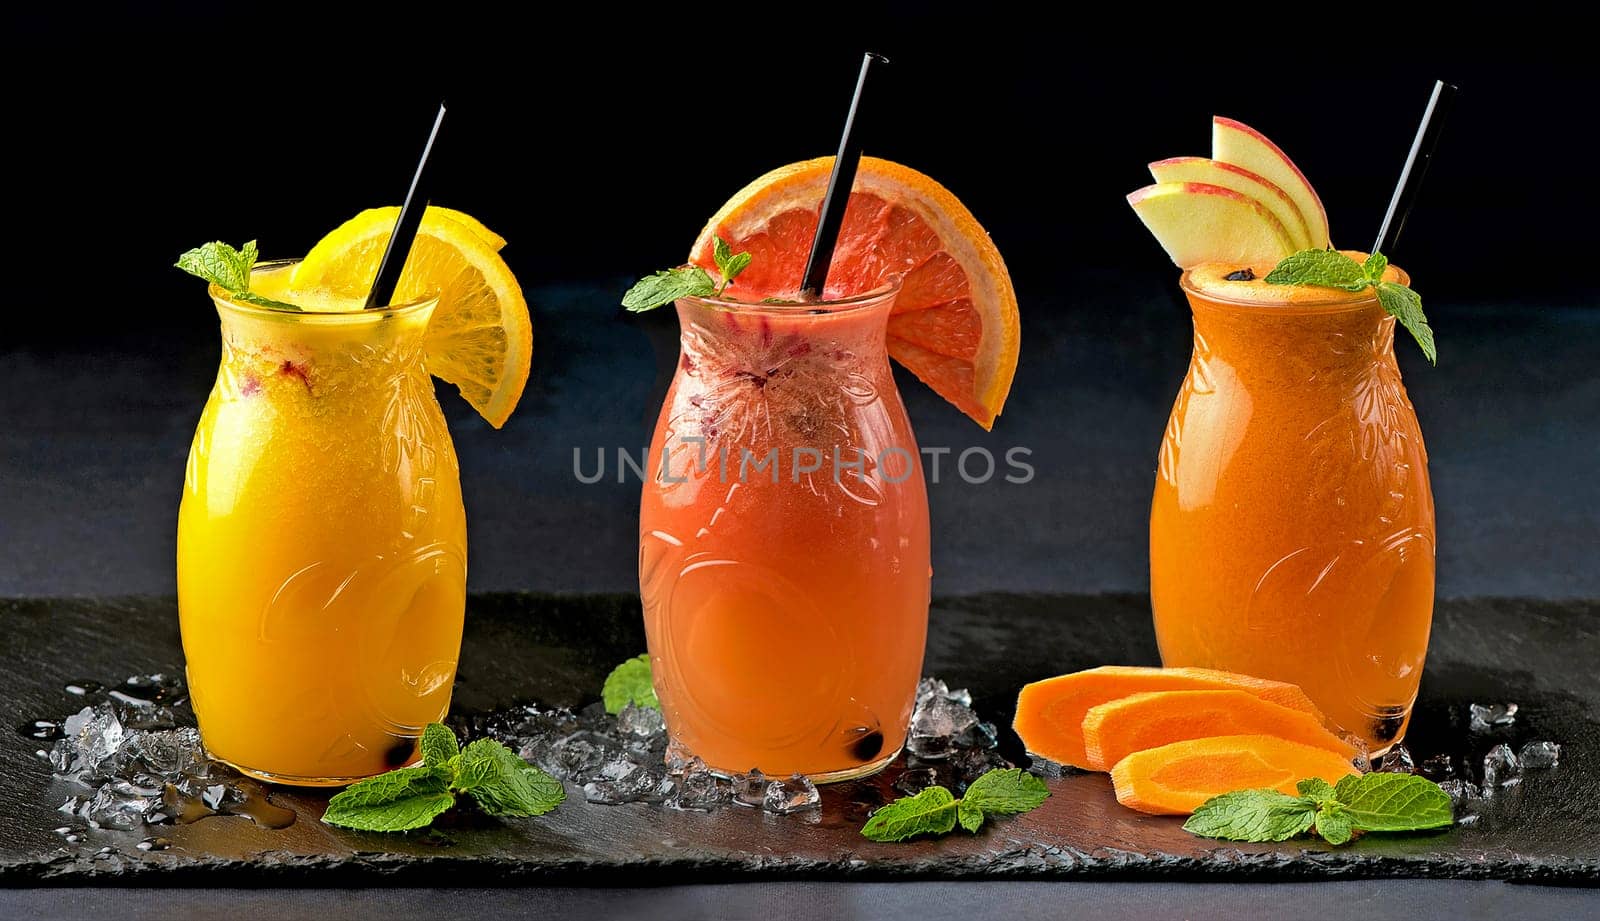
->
left=1212, top=117, right=1329, bottom=249
left=1127, top=182, right=1297, bottom=268
left=1148, top=157, right=1313, bottom=251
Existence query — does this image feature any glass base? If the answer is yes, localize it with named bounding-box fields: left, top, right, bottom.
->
left=219, top=755, right=423, bottom=788
left=672, top=738, right=903, bottom=785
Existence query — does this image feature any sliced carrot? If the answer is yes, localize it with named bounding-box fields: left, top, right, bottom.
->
left=1013, top=666, right=1321, bottom=770
left=1110, top=734, right=1360, bottom=815
left=1081, top=690, right=1357, bottom=771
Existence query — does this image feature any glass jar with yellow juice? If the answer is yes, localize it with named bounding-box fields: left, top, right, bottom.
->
left=176, top=213, right=531, bottom=786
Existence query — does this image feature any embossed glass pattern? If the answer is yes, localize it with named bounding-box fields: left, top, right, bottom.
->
left=639, top=286, right=930, bottom=781
left=177, top=264, right=467, bottom=785
left=1151, top=273, right=1435, bottom=754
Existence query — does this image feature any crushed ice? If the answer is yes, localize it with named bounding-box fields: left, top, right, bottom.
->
left=30, top=674, right=294, bottom=842
left=473, top=675, right=1010, bottom=816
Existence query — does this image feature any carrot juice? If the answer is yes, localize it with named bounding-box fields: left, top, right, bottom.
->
left=639, top=286, right=930, bottom=781
left=1150, top=258, right=1436, bottom=754
left=178, top=264, right=468, bottom=785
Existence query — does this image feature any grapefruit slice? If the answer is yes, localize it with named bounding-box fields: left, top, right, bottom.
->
left=688, top=157, right=1019, bottom=430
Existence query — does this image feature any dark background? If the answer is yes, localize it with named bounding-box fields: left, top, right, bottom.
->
left=2, top=8, right=1596, bottom=599
left=7, top=10, right=1596, bottom=333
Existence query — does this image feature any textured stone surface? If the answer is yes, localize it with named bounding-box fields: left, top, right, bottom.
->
left=2, top=594, right=1596, bottom=883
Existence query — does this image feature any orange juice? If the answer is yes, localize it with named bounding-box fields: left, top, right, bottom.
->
left=177, top=263, right=468, bottom=785
left=639, top=286, right=930, bottom=781
left=1151, top=258, right=1435, bottom=754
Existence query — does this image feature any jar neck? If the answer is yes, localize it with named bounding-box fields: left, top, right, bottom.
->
left=214, top=301, right=436, bottom=395
left=673, top=295, right=895, bottom=374
left=1184, top=293, right=1398, bottom=385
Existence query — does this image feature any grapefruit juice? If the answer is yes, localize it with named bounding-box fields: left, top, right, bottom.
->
left=639, top=286, right=930, bottom=781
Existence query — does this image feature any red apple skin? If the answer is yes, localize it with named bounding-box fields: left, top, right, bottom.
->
left=1147, top=156, right=1313, bottom=250
left=1212, top=116, right=1329, bottom=247
left=1126, top=182, right=1298, bottom=267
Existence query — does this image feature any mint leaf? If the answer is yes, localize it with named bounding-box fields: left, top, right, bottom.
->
left=1376, top=282, right=1436, bottom=365
left=1264, top=248, right=1437, bottom=365
left=1363, top=250, right=1389, bottom=283
left=1315, top=805, right=1355, bottom=845
left=1183, top=789, right=1318, bottom=842
left=1334, top=773, right=1453, bottom=832
left=621, top=266, right=716, bottom=313
left=321, top=765, right=455, bottom=832
left=861, top=786, right=959, bottom=842
left=961, top=768, right=1049, bottom=815
left=1296, top=777, right=1338, bottom=804
left=176, top=240, right=254, bottom=292
left=456, top=738, right=565, bottom=817
left=602, top=654, right=659, bottom=714
left=861, top=768, right=1050, bottom=843
left=176, top=239, right=302, bottom=311
left=957, top=799, right=985, bottom=833
left=710, top=235, right=752, bottom=293
left=420, top=722, right=458, bottom=769
left=1264, top=249, right=1369, bottom=291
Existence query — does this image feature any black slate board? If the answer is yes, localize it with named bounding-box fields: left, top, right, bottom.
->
left=2, top=595, right=1596, bottom=884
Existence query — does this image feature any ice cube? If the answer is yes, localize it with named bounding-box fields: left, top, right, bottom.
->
left=668, top=767, right=728, bottom=811
left=1418, top=753, right=1455, bottom=780
left=1468, top=702, right=1518, bottom=732
left=535, top=731, right=626, bottom=783
left=763, top=774, right=820, bottom=814
left=916, top=677, right=971, bottom=709
left=1482, top=744, right=1520, bottom=788
left=949, top=748, right=1013, bottom=786
left=615, top=704, right=665, bottom=739
left=908, top=696, right=978, bottom=761
left=1026, top=755, right=1068, bottom=778
left=71, top=703, right=127, bottom=780
left=1377, top=744, right=1416, bottom=774
left=48, top=739, right=79, bottom=775
left=893, top=767, right=940, bottom=796
left=1518, top=740, right=1561, bottom=770
left=85, top=783, right=157, bottom=830
left=125, top=728, right=207, bottom=779
left=954, top=721, right=999, bottom=752
left=731, top=769, right=769, bottom=807
left=577, top=701, right=612, bottom=731
left=1437, top=778, right=1481, bottom=805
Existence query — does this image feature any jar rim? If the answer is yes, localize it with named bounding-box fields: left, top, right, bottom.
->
left=677, top=280, right=901, bottom=316
left=1179, top=266, right=1411, bottom=315
left=209, top=259, right=439, bottom=322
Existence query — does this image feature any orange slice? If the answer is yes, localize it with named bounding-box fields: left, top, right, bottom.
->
left=689, top=157, right=1020, bottom=430
left=290, top=208, right=532, bottom=429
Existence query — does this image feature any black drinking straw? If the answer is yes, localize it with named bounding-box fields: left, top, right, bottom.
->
left=800, top=53, right=889, bottom=298
left=366, top=101, right=448, bottom=309
left=1372, top=80, right=1457, bottom=256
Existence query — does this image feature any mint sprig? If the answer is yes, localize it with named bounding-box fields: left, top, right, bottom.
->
left=621, top=235, right=752, bottom=312
left=1183, top=774, right=1452, bottom=847
left=861, top=768, right=1049, bottom=842
left=175, top=240, right=302, bottom=311
left=1263, top=248, right=1435, bottom=364
left=321, top=723, right=564, bottom=832
left=602, top=654, right=660, bottom=715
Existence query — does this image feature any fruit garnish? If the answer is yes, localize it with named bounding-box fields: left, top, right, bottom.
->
left=1184, top=774, right=1453, bottom=846
left=1127, top=183, right=1298, bottom=268
left=1130, top=118, right=1328, bottom=267
left=1148, top=157, right=1314, bottom=250
left=680, top=157, right=1020, bottom=430
left=1265, top=248, right=1436, bottom=364
left=175, top=241, right=300, bottom=311
left=290, top=208, right=533, bottom=428
left=1211, top=117, right=1329, bottom=249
